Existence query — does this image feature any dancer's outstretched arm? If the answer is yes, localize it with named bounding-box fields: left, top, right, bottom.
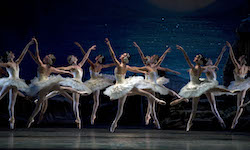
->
left=57, top=66, right=74, bottom=71
left=105, top=38, right=120, bottom=65
left=155, top=47, right=171, bottom=67
left=75, top=42, right=95, bottom=67
left=102, top=63, right=116, bottom=68
left=176, top=45, right=194, bottom=70
left=78, top=45, right=96, bottom=68
left=16, top=39, right=34, bottom=65
left=157, top=67, right=181, bottom=75
left=127, top=66, right=147, bottom=74
left=226, top=41, right=240, bottom=69
left=51, top=67, right=72, bottom=76
left=214, top=45, right=226, bottom=67
left=0, top=62, right=10, bottom=68
left=133, top=42, right=147, bottom=65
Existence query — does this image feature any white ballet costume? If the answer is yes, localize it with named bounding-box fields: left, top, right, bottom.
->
left=104, top=69, right=144, bottom=100
left=179, top=71, right=217, bottom=98
left=27, top=73, right=64, bottom=96
left=59, top=68, right=92, bottom=94
left=206, top=71, right=234, bottom=96
left=0, top=66, right=28, bottom=92
left=228, top=70, right=250, bottom=91
left=84, top=68, right=115, bottom=92
left=137, top=71, right=170, bottom=95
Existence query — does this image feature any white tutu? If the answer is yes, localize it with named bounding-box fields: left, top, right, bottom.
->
left=228, top=77, right=250, bottom=91
left=27, top=75, right=64, bottom=96
left=136, top=80, right=170, bottom=95
left=179, top=78, right=217, bottom=98
left=84, top=74, right=115, bottom=92
left=0, top=77, right=28, bottom=92
left=59, top=78, right=92, bottom=94
left=156, top=77, right=170, bottom=85
left=104, top=75, right=144, bottom=100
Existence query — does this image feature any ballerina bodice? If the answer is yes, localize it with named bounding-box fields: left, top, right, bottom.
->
left=233, top=70, right=247, bottom=82
left=114, top=69, right=126, bottom=84
left=72, top=68, right=83, bottom=81
left=6, top=65, right=20, bottom=79
left=189, top=70, right=200, bottom=84
left=145, top=71, right=158, bottom=83
left=206, top=71, right=217, bottom=81
left=37, top=72, right=48, bottom=81
left=89, top=68, right=100, bottom=79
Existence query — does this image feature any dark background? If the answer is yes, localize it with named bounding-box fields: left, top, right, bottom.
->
left=0, top=0, right=249, bottom=131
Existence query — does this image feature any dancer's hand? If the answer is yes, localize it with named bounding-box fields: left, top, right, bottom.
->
left=90, top=45, right=96, bottom=51
left=226, top=41, right=231, bottom=48
left=32, top=37, right=38, bottom=44
left=133, top=42, right=139, bottom=48
left=166, top=47, right=171, bottom=53
left=105, top=38, right=110, bottom=45
left=176, top=45, right=184, bottom=51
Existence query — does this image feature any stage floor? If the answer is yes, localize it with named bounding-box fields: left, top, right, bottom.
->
left=0, top=128, right=249, bottom=150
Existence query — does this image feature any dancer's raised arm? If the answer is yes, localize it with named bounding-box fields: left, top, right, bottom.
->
left=16, top=39, right=34, bottom=65
left=158, top=66, right=181, bottom=75
left=176, top=45, right=194, bottom=70
left=28, top=50, right=39, bottom=65
left=78, top=45, right=96, bottom=68
left=226, top=41, right=240, bottom=69
left=133, top=42, right=147, bottom=64
left=105, top=38, right=120, bottom=65
left=32, top=38, right=43, bottom=66
left=74, top=42, right=95, bottom=67
left=214, top=45, right=226, bottom=67
left=155, top=47, right=171, bottom=67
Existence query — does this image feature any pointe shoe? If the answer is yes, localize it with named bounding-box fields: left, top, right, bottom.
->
left=110, top=123, right=117, bottom=133
left=27, top=119, right=34, bottom=128
left=219, top=121, right=226, bottom=129
left=75, top=119, right=81, bottom=129
left=231, top=89, right=241, bottom=94
left=91, top=115, right=96, bottom=125
left=9, top=118, right=15, bottom=130
left=145, top=115, right=151, bottom=125
left=78, top=91, right=90, bottom=96
left=186, top=122, right=193, bottom=132
left=154, top=121, right=161, bottom=129
left=156, top=99, right=166, bottom=105
left=170, top=98, right=189, bottom=106
left=231, top=120, right=238, bottom=129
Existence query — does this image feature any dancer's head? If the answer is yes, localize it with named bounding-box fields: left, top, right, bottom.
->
left=120, top=53, right=130, bottom=64
left=43, top=54, right=56, bottom=65
left=151, top=55, right=159, bottom=64
left=67, top=55, right=78, bottom=65
left=238, top=55, right=247, bottom=65
left=6, top=51, right=15, bottom=62
left=205, top=58, right=213, bottom=66
left=95, top=55, right=105, bottom=64
left=193, top=54, right=207, bottom=65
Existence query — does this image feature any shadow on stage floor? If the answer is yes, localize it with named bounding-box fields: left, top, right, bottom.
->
left=0, top=128, right=249, bottom=150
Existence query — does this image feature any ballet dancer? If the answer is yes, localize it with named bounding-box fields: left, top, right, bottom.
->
left=27, top=38, right=88, bottom=128
left=103, top=38, right=166, bottom=132
left=0, top=39, right=34, bottom=129
left=133, top=42, right=184, bottom=125
left=75, top=42, right=115, bottom=125
left=175, top=45, right=222, bottom=131
left=226, top=41, right=250, bottom=129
